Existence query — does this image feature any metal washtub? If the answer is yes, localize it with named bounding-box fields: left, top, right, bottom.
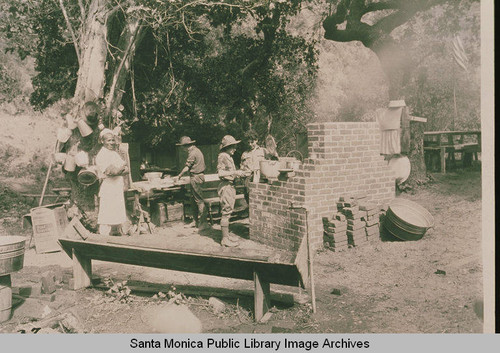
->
left=0, top=236, right=26, bottom=275
left=384, top=199, right=434, bottom=241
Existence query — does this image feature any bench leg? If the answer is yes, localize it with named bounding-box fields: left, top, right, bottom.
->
left=463, top=152, right=473, bottom=168
left=254, top=271, right=271, bottom=322
left=72, top=249, right=92, bottom=290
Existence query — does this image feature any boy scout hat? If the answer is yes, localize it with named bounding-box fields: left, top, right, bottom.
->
left=220, top=135, right=240, bottom=150
left=176, top=136, right=196, bottom=146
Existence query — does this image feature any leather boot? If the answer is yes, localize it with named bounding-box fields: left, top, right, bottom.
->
left=221, top=226, right=238, bottom=247
left=197, top=203, right=210, bottom=230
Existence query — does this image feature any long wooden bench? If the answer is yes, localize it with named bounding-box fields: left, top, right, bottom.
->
left=58, top=236, right=308, bottom=321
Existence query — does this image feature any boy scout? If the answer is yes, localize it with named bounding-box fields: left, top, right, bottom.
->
left=175, top=136, right=209, bottom=230
left=217, top=135, right=246, bottom=247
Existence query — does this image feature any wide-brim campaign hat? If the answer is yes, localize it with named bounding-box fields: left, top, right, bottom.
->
left=176, top=136, right=196, bottom=146
left=220, top=135, right=240, bottom=150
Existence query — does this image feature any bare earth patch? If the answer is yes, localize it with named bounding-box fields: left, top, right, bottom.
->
left=0, top=170, right=483, bottom=333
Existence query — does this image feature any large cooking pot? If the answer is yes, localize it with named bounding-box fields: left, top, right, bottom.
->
left=0, top=236, right=26, bottom=276
left=78, top=166, right=98, bottom=186
left=260, top=160, right=281, bottom=179
left=384, top=199, right=434, bottom=241
left=280, top=150, right=303, bottom=171
left=388, top=156, right=411, bottom=184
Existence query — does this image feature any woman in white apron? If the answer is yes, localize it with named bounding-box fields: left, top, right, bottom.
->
left=95, top=129, right=128, bottom=235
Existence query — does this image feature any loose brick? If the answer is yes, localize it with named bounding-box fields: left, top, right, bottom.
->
left=343, top=205, right=359, bottom=214
left=335, top=213, right=346, bottom=221
left=345, top=211, right=362, bottom=220
left=366, top=224, right=380, bottom=236
left=347, top=229, right=366, bottom=238
left=359, top=203, right=377, bottom=211
left=324, top=225, right=348, bottom=233
left=41, top=272, right=57, bottom=294
left=365, top=218, right=379, bottom=227
left=347, top=221, right=365, bottom=231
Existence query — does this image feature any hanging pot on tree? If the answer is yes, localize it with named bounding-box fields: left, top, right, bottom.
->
left=77, top=166, right=98, bottom=186
left=63, top=154, right=76, bottom=172
left=66, top=114, right=77, bottom=130
left=74, top=151, right=90, bottom=167
left=57, top=127, right=72, bottom=143
left=77, top=119, right=93, bottom=137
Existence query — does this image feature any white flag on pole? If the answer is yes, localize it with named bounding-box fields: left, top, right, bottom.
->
left=452, top=35, right=468, bottom=72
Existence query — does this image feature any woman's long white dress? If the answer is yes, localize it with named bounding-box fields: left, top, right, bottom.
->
left=95, top=147, right=127, bottom=226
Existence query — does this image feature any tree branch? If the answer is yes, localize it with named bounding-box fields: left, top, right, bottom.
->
left=57, top=0, right=82, bottom=66
left=364, top=1, right=400, bottom=14
left=105, top=18, right=143, bottom=112
left=324, top=0, right=451, bottom=47
left=373, top=0, right=449, bottom=34
left=78, top=0, right=86, bottom=22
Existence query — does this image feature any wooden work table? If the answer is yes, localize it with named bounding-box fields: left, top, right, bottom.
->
left=424, top=130, right=481, bottom=173
left=130, top=174, right=221, bottom=193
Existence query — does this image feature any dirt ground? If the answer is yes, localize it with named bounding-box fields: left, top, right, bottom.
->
left=0, top=168, right=483, bottom=334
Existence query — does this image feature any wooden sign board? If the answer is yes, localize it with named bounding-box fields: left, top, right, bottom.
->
left=30, top=206, right=68, bottom=253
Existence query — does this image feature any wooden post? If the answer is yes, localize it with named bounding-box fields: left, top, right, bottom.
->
left=253, top=271, right=270, bottom=322
left=440, top=147, right=446, bottom=173
left=72, top=248, right=92, bottom=290
left=305, top=209, right=316, bottom=313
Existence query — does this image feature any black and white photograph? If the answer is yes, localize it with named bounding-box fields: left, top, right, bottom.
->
left=0, top=0, right=494, bottom=342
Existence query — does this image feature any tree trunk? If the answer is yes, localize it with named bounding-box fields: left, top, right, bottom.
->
left=74, top=0, right=108, bottom=102
left=406, top=120, right=427, bottom=184
left=66, top=1, right=145, bottom=228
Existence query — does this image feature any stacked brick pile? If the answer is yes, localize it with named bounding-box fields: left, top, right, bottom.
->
left=323, top=195, right=382, bottom=251
left=322, top=213, right=348, bottom=251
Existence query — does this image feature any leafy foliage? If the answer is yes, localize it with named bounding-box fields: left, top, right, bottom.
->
left=17, top=0, right=317, bottom=151
left=29, top=0, right=78, bottom=108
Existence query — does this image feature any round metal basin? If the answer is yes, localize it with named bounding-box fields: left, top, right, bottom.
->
left=0, top=236, right=26, bottom=275
left=384, top=199, right=434, bottom=241
left=260, top=160, right=281, bottom=179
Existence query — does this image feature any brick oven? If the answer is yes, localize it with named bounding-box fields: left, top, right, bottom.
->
left=249, top=122, right=396, bottom=252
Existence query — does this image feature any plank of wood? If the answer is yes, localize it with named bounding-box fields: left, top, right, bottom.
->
left=254, top=271, right=271, bottom=322
left=59, top=239, right=303, bottom=287
left=106, top=238, right=269, bottom=262
left=72, top=249, right=92, bottom=290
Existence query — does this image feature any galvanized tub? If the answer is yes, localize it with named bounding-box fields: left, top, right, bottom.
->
left=0, top=236, right=26, bottom=276
left=0, top=275, right=12, bottom=323
left=384, top=199, right=434, bottom=241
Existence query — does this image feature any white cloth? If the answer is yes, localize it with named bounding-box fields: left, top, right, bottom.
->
left=95, top=147, right=127, bottom=225
left=377, top=107, right=402, bottom=130
left=380, top=129, right=401, bottom=155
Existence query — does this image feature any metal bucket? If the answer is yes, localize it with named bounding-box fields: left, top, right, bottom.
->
left=77, top=119, right=93, bottom=137
left=64, top=154, right=76, bottom=172
left=78, top=167, right=98, bottom=186
left=383, top=199, right=434, bottom=241
left=0, top=236, right=26, bottom=276
left=66, top=114, right=77, bottom=130
left=54, top=152, right=67, bottom=164
left=279, top=157, right=301, bottom=171
left=0, top=283, right=12, bottom=323
left=57, top=127, right=72, bottom=143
